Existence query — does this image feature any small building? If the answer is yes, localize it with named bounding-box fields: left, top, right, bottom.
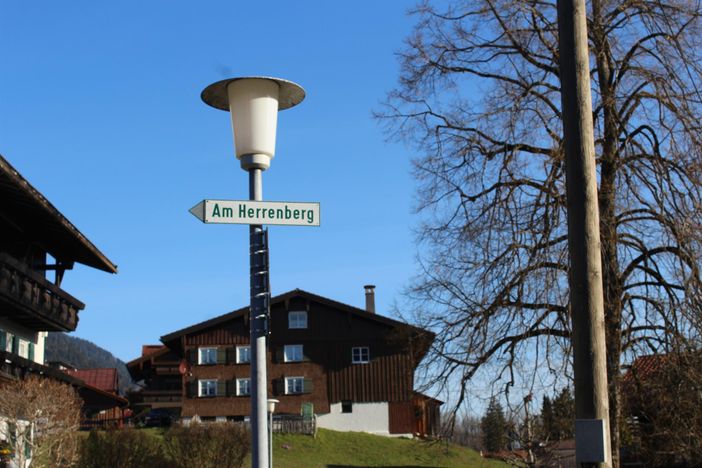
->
left=128, top=287, right=441, bottom=437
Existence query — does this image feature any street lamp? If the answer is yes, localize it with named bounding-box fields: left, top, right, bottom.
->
left=267, top=398, right=279, bottom=468
left=201, top=77, right=305, bottom=468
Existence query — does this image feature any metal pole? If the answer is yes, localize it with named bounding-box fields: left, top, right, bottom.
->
left=249, top=168, right=269, bottom=468
left=557, top=0, right=612, bottom=466
left=269, top=409, right=273, bottom=468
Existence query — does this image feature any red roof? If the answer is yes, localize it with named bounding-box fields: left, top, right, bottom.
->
left=64, top=368, right=119, bottom=394
left=622, top=354, right=668, bottom=385
left=142, top=344, right=165, bottom=357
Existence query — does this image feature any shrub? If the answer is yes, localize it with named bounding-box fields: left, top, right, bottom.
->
left=163, top=422, right=250, bottom=468
left=79, top=428, right=168, bottom=468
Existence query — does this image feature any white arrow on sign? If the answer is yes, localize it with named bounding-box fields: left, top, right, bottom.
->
left=189, top=199, right=320, bottom=226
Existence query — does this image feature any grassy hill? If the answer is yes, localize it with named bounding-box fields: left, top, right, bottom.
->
left=263, top=429, right=507, bottom=468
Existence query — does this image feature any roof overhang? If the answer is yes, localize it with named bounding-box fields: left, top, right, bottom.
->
left=0, top=155, right=117, bottom=273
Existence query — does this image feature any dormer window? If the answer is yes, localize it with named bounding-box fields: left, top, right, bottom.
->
left=288, top=311, right=307, bottom=329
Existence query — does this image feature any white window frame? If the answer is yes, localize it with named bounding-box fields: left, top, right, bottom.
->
left=284, top=344, right=303, bottom=362
left=288, top=311, right=308, bottom=329
left=236, top=378, right=251, bottom=396
left=198, top=347, right=218, bottom=365
left=236, top=346, right=250, bottom=364
left=285, top=376, right=304, bottom=395
left=199, top=379, right=217, bottom=397
left=18, top=339, right=28, bottom=359
left=351, top=346, right=370, bottom=364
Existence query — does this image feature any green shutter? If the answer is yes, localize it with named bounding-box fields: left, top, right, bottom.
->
left=226, top=347, right=236, bottom=364
left=28, top=342, right=34, bottom=362
left=303, top=378, right=313, bottom=394
left=11, top=336, right=19, bottom=355
left=188, top=381, right=197, bottom=398
left=217, top=380, right=226, bottom=397
left=0, top=332, right=6, bottom=352
left=274, top=347, right=284, bottom=363
left=226, top=380, right=235, bottom=397
left=187, top=349, right=197, bottom=365
left=273, top=379, right=284, bottom=396
left=216, top=348, right=226, bottom=364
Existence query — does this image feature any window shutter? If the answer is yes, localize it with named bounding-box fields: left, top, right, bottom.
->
left=11, top=336, right=18, bottom=355
left=274, top=347, right=284, bottom=363
left=226, top=348, right=236, bottom=364
left=303, top=346, right=311, bottom=362
left=273, top=378, right=284, bottom=396
left=188, top=381, right=197, bottom=398
left=28, top=342, right=34, bottom=362
left=187, top=349, right=197, bottom=365
left=217, top=348, right=227, bottom=364
left=226, top=380, right=235, bottom=397
left=0, top=332, right=6, bottom=352
left=217, top=380, right=226, bottom=397
left=303, top=378, right=313, bottom=394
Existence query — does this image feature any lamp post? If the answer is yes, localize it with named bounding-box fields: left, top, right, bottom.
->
left=201, top=76, right=305, bottom=468
left=267, top=398, right=279, bottom=468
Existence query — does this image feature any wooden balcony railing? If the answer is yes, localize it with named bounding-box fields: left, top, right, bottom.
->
left=129, top=389, right=182, bottom=405
left=0, top=253, right=84, bottom=331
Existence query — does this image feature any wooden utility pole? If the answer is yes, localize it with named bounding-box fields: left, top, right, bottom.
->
left=556, top=0, right=612, bottom=466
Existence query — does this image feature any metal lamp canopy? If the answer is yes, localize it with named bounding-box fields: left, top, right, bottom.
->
left=201, top=76, right=305, bottom=171
left=201, top=76, right=305, bottom=111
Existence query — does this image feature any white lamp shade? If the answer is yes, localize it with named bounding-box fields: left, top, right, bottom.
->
left=227, top=79, right=280, bottom=170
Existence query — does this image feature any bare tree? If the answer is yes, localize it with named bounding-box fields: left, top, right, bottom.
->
left=378, top=1, right=702, bottom=465
left=0, top=375, right=82, bottom=467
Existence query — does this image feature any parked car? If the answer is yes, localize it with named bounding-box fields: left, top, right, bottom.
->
left=140, top=409, right=174, bottom=427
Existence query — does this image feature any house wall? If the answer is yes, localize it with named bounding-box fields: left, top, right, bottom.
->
left=317, top=402, right=390, bottom=435
left=0, top=319, right=44, bottom=364
left=180, top=299, right=416, bottom=419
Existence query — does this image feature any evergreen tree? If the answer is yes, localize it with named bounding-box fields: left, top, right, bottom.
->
left=540, top=395, right=555, bottom=441
left=481, top=397, right=507, bottom=452
left=552, top=388, right=575, bottom=440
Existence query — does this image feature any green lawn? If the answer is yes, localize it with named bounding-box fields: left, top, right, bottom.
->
left=258, top=429, right=507, bottom=468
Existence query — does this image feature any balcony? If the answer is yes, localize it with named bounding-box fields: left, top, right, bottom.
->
left=129, top=389, right=182, bottom=409
left=0, top=253, right=84, bottom=331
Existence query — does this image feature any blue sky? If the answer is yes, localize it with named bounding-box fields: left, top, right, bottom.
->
left=0, top=1, right=424, bottom=361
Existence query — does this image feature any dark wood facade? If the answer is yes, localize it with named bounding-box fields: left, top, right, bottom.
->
left=130, top=289, right=440, bottom=435
left=0, top=155, right=117, bottom=333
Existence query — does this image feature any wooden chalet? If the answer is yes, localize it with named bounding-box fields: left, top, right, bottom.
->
left=128, top=287, right=441, bottom=436
left=0, top=154, right=120, bottom=431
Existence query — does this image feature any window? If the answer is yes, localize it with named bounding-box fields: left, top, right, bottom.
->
left=199, top=379, right=217, bottom=397
left=341, top=400, right=353, bottom=414
left=288, top=311, right=307, bottom=329
left=198, top=347, right=217, bottom=365
left=236, top=346, right=250, bottom=364
left=18, top=340, right=27, bottom=359
left=285, top=377, right=304, bottom=395
left=351, top=347, right=370, bottom=364
left=284, top=345, right=303, bottom=362
left=236, top=378, right=251, bottom=396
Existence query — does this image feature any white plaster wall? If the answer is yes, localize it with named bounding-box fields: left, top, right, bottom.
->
left=316, top=402, right=390, bottom=435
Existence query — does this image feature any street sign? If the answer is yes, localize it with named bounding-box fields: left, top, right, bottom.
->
left=189, top=199, right=320, bottom=226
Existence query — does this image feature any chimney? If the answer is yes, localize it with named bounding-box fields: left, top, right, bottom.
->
left=364, top=285, right=376, bottom=313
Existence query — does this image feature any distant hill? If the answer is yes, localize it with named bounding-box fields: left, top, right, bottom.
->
left=44, top=332, right=133, bottom=395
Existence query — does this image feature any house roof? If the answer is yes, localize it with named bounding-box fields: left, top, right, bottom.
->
left=160, top=288, right=434, bottom=358
left=622, top=354, right=668, bottom=385
left=64, top=368, right=119, bottom=394
left=126, top=345, right=171, bottom=370
left=0, top=155, right=117, bottom=273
